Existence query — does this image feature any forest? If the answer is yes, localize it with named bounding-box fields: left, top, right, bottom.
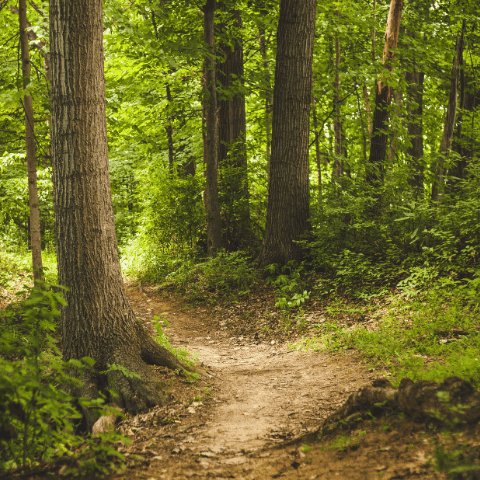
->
left=1, top=0, right=480, bottom=478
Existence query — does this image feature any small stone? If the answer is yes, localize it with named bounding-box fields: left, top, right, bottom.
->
left=271, top=340, right=275, bottom=345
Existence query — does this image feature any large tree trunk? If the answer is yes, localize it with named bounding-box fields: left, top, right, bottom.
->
left=406, top=64, right=425, bottom=193
left=431, top=22, right=465, bottom=201
left=203, top=0, right=222, bottom=256
left=259, top=0, right=315, bottom=267
left=49, top=0, right=190, bottom=429
left=366, top=0, right=404, bottom=187
left=217, top=4, right=250, bottom=251
left=19, top=0, right=43, bottom=283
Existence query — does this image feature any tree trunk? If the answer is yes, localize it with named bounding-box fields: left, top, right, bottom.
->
left=258, top=24, right=272, bottom=175
left=165, top=83, right=175, bottom=175
left=259, top=0, right=315, bottom=267
left=431, top=22, right=465, bottom=201
left=19, top=0, right=43, bottom=283
left=366, top=0, right=404, bottom=187
left=387, top=89, right=403, bottom=164
left=49, top=0, right=190, bottom=429
left=312, top=96, right=323, bottom=202
left=405, top=66, right=425, bottom=193
left=333, top=11, right=343, bottom=179
left=203, top=0, right=222, bottom=256
left=354, top=80, right=368, bottom=167
left=217, top=4, right=250, bottom=251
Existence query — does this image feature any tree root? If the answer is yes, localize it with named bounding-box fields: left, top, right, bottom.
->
left=321, top=377, right=480, bottom=434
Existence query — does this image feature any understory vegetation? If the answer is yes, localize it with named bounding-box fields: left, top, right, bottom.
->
left=1, top=0, right=480, bottom=476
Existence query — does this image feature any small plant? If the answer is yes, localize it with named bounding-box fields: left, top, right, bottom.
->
left=152, top=314, right=198, bottom=368
left=265, top=261, right=311, bottom=311
left=300, top=443, right=313, bottom=454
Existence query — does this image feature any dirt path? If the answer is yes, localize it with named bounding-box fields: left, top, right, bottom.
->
left=112, top=286, right=446, bottom=480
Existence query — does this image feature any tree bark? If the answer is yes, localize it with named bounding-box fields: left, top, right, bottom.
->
left=258, top=23, right=272, bottom=176
left=431, top=22, right=465, bottom=201
left=259, top=0, right=315, bottom=267
left=49, top=0, right=190, bottom=429
left=217, top=4, right=250, bottom=251
left=332, top=10, right=342, bottom=179
left=312, top=96, right=323, bottom=202
left=366, top=0, right=404, bottom=187
left=405, top=66, right=425, bottom=193
left=203, top=0, right=222, bottom=256
left=19, top=0, right=43, bottom=283
left=165, top=83, right=174, bottom=175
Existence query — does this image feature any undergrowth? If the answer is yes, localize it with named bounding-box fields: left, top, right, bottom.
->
left=0, top=282, right=129, bottom=476
left=289, top=281, right=480, bottom=388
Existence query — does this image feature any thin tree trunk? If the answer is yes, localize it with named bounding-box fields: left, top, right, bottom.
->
left=259, top=0, right=316, bottom=267
left=312, top=96, right=323, bottom=202
left=366, top=0, right=404, bottom=187
left=406, top=66, right=425, bottom=193
left=19, top=0, right=43, bottom=283
left=431, top=22, right=465, bottom=201
left=363, top=83, right=372, bottom=136
left=165, top=83, right=174, bottom=175
left=49, top=0, right=189, bottom=429
left=387, top=89, right=403, bottom=163
left=203, top=0, right=222, bottom=255
left=333, top=10, right=342, bottom=178
left=354, top=79, right=368, bottom=167
left=217, top=4, right=249, bottom=251
left=258, top=24, right=272, bottom=175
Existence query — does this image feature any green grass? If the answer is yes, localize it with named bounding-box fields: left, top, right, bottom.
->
left=289, top=286, right=480, bottom=388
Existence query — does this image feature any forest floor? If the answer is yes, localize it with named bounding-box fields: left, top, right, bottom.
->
left=106, top=284, right=456, bottom=480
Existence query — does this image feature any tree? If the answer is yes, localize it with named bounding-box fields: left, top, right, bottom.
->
left=203, top=0, right=222, bottom=256
left=217, top=2, right=250, bottom=251
left=49, top=0, right=189, bottom=429
left=366, top=0, right=404, bottom=187
left=19, top=0, right=43, bottom=282
left=259, top=0, right=316, bottom=267
left=431, top=21, right=465, bottom=201
left=405, top=55, right=425, bottom=194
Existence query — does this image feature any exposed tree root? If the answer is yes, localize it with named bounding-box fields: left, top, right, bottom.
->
left=321, top=377, right=480, bottom=434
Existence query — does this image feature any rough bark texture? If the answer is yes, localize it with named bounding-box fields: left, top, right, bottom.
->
left=49, top=0, right=189, bottom=429
left=406, top=66, right=425, bottom=193
left=431, top=24, right=465, bottom=201
left=332, top=10, right=343, bottom=179
left=321, top=377, right=480, bottom=434
left=259, top=0, right=315, bottom=267
left=258, top=24, right=272, bottom=174
left=166, top=83, right=175, bottom=175
left=19, top=0, right=43, bottom=283
left=203, top=0, right=222, bottom=256
left=217, top=5, right=250, bottom=251
left=312, top=96, right=323, bottom=201
left=366, top=0, right=404, bottom=187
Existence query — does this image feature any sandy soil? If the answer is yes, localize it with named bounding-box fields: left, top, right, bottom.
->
left=107, top=285, right=448, bottom=480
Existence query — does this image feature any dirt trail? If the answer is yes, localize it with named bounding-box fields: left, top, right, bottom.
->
left=114, top=286, right=446, bottom=480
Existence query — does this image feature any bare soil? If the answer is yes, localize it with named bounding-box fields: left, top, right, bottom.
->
left=107, top=285, right=454, bottom=480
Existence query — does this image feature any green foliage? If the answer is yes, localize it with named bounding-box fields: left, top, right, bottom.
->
left=265, top=261, right=311, bottom=310
left=290, top=286, right=480, bottom=388
left=434, top=435, right=480, bottom=479
left=0, top=283, right=128, bottom=476
left=152, top=314, right=198, bottom=368
left=146, top=250, right=258, bottom=302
